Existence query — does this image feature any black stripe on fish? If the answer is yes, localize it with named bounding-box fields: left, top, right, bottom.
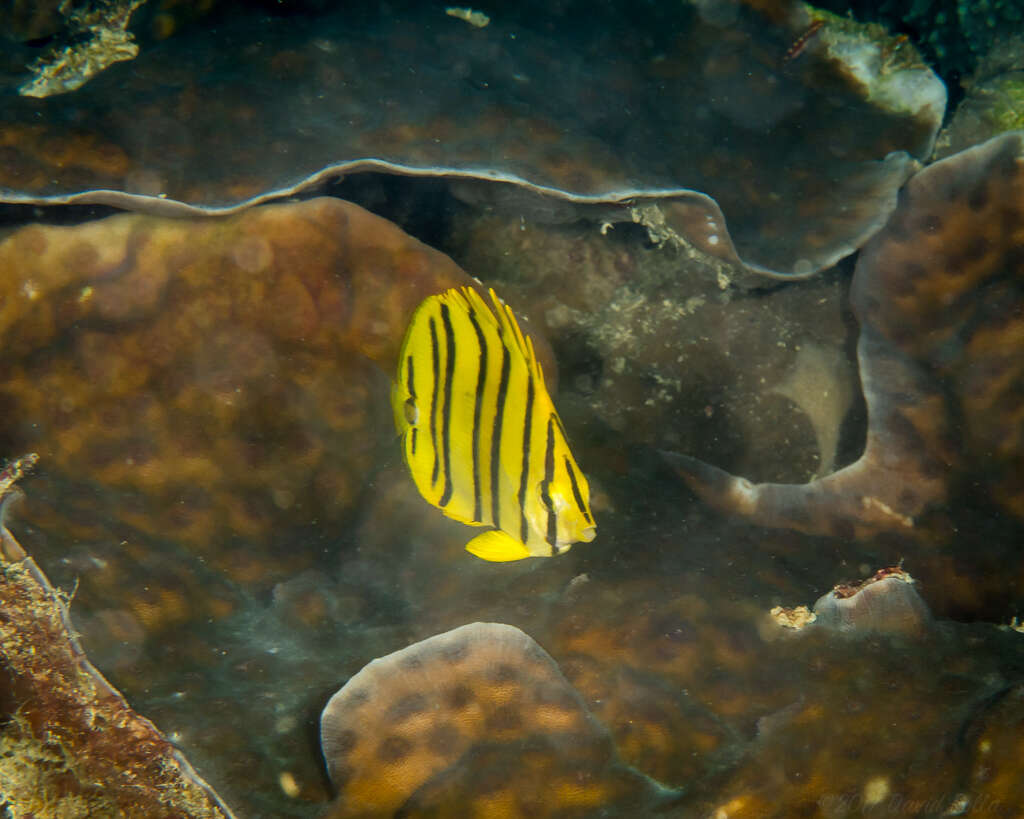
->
left=468, top=305, right=488, bottom=523
left=429, top=316, right=441, bottom=487
left=518, top=371, right=536, bottom=545
left=542, top=415, right=557, bottom=552
left=438, top=303, right=456, bottom=508
left=491, top=344, right=511, bottom=531
left=553, top=412, right=570, bottom=444
left=406, top=354, right=417, bottom=456
left=565, top=455, right=592, bottom=525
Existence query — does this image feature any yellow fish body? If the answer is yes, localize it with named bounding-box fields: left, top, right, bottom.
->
left=392, top=287, right=596, bottom=561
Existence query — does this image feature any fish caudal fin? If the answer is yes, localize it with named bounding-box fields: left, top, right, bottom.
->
left=465, top=530, right=533, bottom=562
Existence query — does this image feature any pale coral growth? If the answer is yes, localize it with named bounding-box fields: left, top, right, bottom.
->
left=769, top=605, right=817, bottom=630
left=445, top=7, right=489, bottom=28
left=19, top=1, right=146, bottom=98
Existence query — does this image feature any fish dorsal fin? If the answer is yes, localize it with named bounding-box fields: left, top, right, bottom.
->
left=465, top=529, right=533, bottom=562
left=488, top=289, right=528, bottom=355
left=485, top=288, right=546, bottom=385
left=525, top=333, right=546, bottom=385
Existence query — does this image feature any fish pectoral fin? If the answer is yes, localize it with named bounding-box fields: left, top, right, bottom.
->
left=465, top=530, right=533, bottom=562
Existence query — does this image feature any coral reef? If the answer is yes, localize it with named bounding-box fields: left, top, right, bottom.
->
left=548, top=571, right=1024, bottom=817
left=2, top=6, right=1024, bottom=815
left=0, top=0, right=65, bottom=42
left=667, top=130, right=1024, bottom=538
left=0, top=460, right=235, bottom=818
left=958, top=683, right=1024, bottom=808
left=0, top=0, right=944, bottom=277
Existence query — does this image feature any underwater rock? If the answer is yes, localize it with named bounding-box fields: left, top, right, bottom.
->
left=0, top=462, right=235, bottom=818
left=0, top=1, right=944, bottom=277
left=809, top=567, right=932, bottom=637
left=319, top=622, right=667, bottom=817
left=666, top=130, right=1024, bottom=538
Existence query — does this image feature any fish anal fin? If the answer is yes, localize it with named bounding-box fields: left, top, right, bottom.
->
left=440, top=505, right=485, bottom=527
left=465, top=530, right=532, bottom=562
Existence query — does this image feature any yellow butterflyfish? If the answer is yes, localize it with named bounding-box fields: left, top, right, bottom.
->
left=392, top=286, right=596, bottom=561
